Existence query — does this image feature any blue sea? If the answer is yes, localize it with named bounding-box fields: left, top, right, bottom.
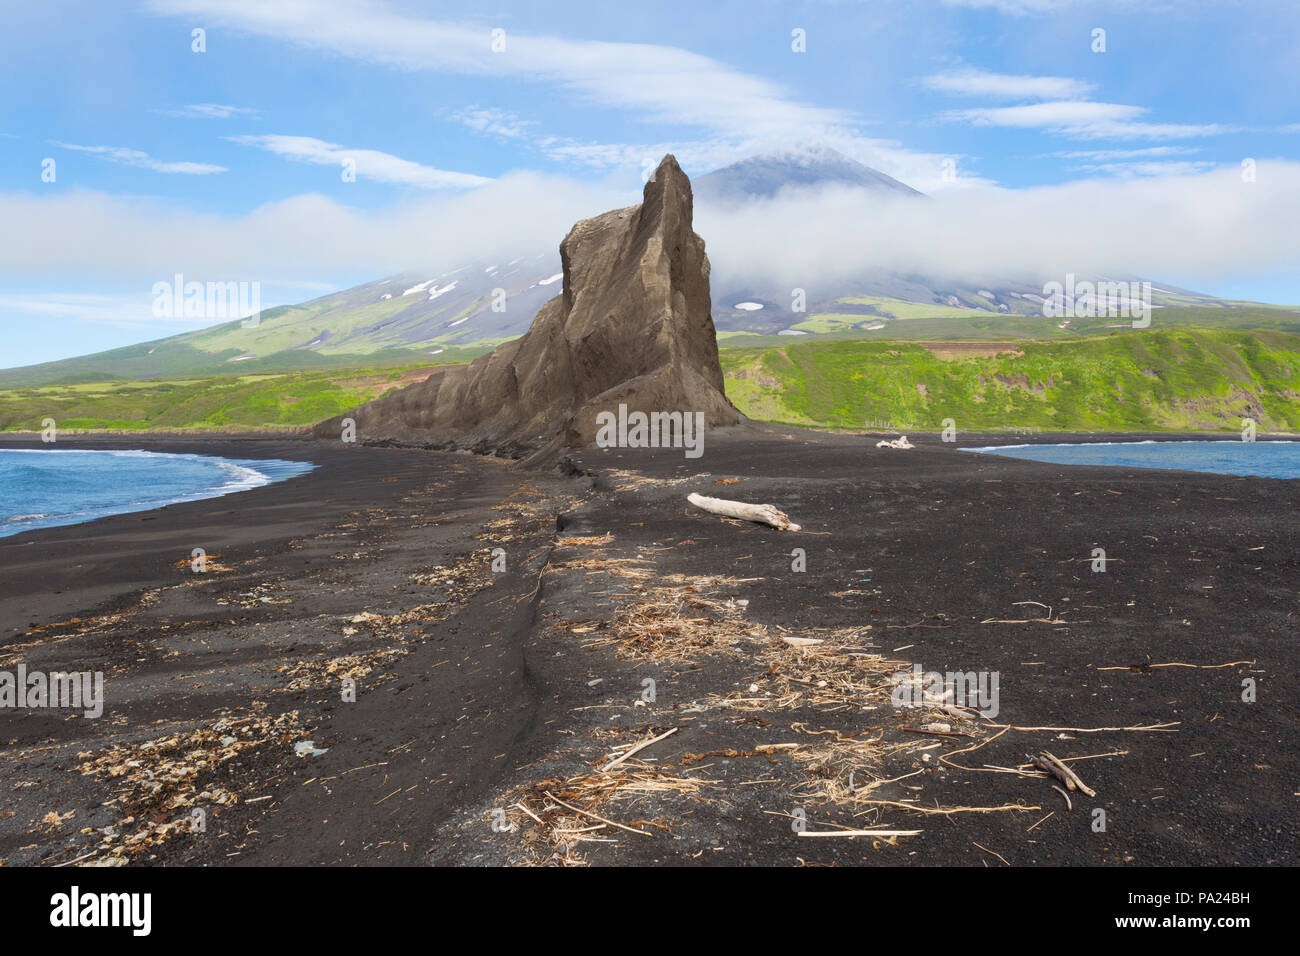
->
left=0, top=449, right=316, bottom=539
left=962, top=440, right=1300, bottom=479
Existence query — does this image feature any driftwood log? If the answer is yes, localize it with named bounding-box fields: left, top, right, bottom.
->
left=687, top=493, right=802, bottom=532
left=876, top=435, right=914, bottom=449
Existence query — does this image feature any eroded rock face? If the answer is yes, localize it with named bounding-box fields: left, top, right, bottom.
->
left=314, top=154, right=743, bottom=462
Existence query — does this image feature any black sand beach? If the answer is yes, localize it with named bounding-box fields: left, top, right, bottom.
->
left=1, top=428, right=1295, bottom=867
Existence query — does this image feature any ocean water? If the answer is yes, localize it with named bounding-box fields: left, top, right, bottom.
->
left=962, top=440, right=1300, bottom=479
left=0, top=449, right=316, bottom=539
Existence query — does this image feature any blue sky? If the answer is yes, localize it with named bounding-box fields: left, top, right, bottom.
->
left=2, top=0, right=1299, bottom=366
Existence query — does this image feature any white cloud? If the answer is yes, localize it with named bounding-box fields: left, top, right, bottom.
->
left=0, top=174, right=627, bottom=283
left=154, top=103, right=261, bottom=119
left=1047, top=146, right=1202, bottom=161
left=141, top=1, right=997, bottom=192
left=539, top=138, right=718, bottom=176
left=534, top=133, right=992, bottom=194
left=537, top=137, right=756, bottom=176
left=450, top=106, right=534, bottom=140
left=1064, top=160, right=1217, bottom=177
left=228, top=134, right=490, bottom=189
left=943, top=101, right=1227, bottom=139
left=940, top=0, right=1071, bottom=10
left=695, top=161, right=1300, bottom=291
left=53, top=142, right=226, bottom=175
left=144, top=0, right=851, bottom=142
left=951, top=100, right=1141, bottom=126
left=939, top=0, right=1158, bottom=13
left=4, top=163, right=1299, bottom=303
left=0, top=292, right=156, bottom=326
left=922, top=68, right=1095, bottom=100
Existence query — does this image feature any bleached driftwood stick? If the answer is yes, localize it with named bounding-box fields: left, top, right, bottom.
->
left=798, top=829, right=923, bottom=838
left=1040, top=750, right=1097, bottom=797
left=1031, top=751, right=1097, bottom=798
left=687, top=492, right=802, bottom=532
left=600, top=727, right=678, bottom=772
left=781, top=636, right=823, bottom=648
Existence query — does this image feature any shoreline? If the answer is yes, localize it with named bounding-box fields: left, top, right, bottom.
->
left=1, top=425, right=1295, bottom=866
left=0, top=444, right=318, bottom=540
left=4, top=426, right=1297, bottom=439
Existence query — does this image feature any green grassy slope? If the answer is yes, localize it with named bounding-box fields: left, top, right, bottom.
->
left=720, top=329, right=1300, bottom=433
left=767, top=305, right=1300, bottom=342
left=7, top=328, right=1300, bottom=435
left=0, top=319, right=489, bottom=388
left=5, top=289, right=1298, bottom=388
left=0, top=365, right=443, bottom=432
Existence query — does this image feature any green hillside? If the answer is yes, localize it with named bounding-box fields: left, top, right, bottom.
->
left=756, top=305, right=1300, bottom=342
left=0, top=305, right=495, bottom=390
left=721, top=329, right=1300, bottom=433
left=7, top=328, right=1300, bottom=435
left=0, top=364, right=443, bottom=432
left=4, top=290, right=1298, bottom=389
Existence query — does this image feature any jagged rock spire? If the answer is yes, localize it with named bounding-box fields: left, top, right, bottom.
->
left=315, top=154, right=743, bottom=462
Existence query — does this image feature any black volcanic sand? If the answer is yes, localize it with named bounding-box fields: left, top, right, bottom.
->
left=0, top=428, right=1295, bottom=867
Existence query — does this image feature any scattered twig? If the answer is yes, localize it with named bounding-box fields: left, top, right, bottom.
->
left=902, top=726, right=975, bottom=738
left=1050, top=784, right=1073, bottom=810
left=1096, top=660, right=1255, bottom=671
left=973, top=841, right=1010, bottom=866
left=1026, top=810, right=1055, bottom=831
left=938, top=726, right=1011, bottom=773
left=513, top=801, right=544, bottom=825
left=543, top=791, right=651, bottom=837
left=853, top=799, right=1039, bottom=815
left=600, top=727, right=678, bottom=772
left=982, top=602, right=1077, bottom=625
left=1032, top=751, right=1096, bottom=798
left=798, top=829, right=922, bottom=838
left=988, top=721, right=1178, bottom=733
